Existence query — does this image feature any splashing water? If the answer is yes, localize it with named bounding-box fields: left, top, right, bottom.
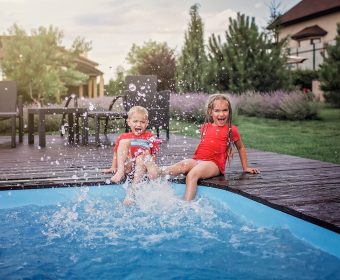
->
left=128, top=83, right=136, bottom=92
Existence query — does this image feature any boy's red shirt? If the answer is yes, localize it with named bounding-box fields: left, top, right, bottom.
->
left=114, top=131, right=160, bottom=157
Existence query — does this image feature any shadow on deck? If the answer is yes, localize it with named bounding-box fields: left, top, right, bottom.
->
left=0, top=133, right=339, bottom=233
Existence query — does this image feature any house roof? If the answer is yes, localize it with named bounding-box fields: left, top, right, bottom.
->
left=291, top=25, right=328, bottom=40
left=75, top=55, right=103, bottom=76
left=280, top=0, right=340, bottom=26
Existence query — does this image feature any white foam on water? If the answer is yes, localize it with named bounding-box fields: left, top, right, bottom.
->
left=42, top=180, right=237, bottom=248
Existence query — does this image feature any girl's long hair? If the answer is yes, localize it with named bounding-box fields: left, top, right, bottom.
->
left=204, top=94, right=235, bottom=165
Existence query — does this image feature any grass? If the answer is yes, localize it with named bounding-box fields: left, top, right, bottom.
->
left=170, top=105, right=340, bottom=164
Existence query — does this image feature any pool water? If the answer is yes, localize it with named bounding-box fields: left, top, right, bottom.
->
left=0, top=181, right=339, bottom=280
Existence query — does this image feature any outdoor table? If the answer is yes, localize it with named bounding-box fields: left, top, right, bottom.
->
left=83, top=110, right=128, bottom=145
left=28, top=107, right=87, bottom=148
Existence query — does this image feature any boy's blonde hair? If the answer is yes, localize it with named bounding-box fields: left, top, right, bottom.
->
left=127, top=106, right=149, bottom=119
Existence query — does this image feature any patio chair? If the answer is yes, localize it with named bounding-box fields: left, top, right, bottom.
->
left=123, top=75, right=170, bottom=139
left=0, top=81, right=23, bottom=148
left=83, top=75, right=170, bottom=145
left=86, top=95, right=128, bottom=145
left=60, top=94, right=78, bottom=137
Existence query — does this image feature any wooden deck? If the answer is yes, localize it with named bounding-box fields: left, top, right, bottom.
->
left=0, top=133, right=339, bottom=233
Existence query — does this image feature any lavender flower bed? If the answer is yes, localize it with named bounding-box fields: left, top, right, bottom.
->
left=169, top=91, right=319, bottom=122
left=237, top=91, right=319, bottom=120
left=170, top=92, right=208, bottom=122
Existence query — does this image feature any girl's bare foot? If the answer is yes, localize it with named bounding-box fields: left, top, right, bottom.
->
left=111, top=171, right=125, bottom=183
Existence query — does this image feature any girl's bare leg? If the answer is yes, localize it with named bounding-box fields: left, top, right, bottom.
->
left=184, top=161, right=220, bottom=201
left=111, top=139, right=131, bottom=183
left=161, top=159, right=198, bottom=177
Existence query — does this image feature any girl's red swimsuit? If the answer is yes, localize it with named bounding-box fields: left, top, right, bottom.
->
left=193, top=123, right=240, bottom=174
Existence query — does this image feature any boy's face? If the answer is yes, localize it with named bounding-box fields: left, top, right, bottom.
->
left=127, top=112, right=149, bottom=136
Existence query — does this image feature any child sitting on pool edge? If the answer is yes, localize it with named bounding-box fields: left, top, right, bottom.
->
left=161, top=93, right=260, bottom=201
left=103, top=106, right=160, bottom=205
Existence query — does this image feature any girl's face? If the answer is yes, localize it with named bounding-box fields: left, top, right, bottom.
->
left=127, top=112, right=149, bottom=136
left=209, top=99, right=230, bottom=126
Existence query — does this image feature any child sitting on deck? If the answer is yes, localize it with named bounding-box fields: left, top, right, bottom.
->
left=103, top=106, right=160, bottom=205
left=161, top=93, right=260, bottom=201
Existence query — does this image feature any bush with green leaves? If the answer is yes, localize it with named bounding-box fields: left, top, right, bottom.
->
left=291, top=69, right=319, bottom=92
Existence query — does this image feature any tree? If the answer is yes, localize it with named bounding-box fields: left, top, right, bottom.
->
left=266, top=0, right=283, bottom=44
left=319, top=23, right=340, bottom=107
left=176, top=4, right=207, bottom=92
left=0, top=24, right=91, bottom=106
left=207, top=13, right=290, bottom=93
left=126, top=40, right=176, bottom=91
left=105, top=66, right=126, bottom=96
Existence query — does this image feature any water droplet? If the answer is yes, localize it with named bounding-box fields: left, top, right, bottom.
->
left=129, top=83, right=136, bottom=91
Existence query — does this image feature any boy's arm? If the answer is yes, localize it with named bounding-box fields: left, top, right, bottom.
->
left=234, top=138, right=260, bottom=174
left=102, top=151, right=118, bottom=173
left=111, top=151, right=118, bottom=172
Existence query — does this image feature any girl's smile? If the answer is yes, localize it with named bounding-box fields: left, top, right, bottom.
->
left=210, top=100, right=230, bottom=126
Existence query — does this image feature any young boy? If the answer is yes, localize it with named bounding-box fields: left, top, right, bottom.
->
left=103, top=106, right=160, bottom=204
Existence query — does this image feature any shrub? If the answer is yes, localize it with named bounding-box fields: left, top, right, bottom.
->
left=237, top=91, right=319, bottom=120
left=170, top=92, right=239, bottom=123
left=170, top=93, right=208, bottom=123
left=291, top=69, right=319, bottom=92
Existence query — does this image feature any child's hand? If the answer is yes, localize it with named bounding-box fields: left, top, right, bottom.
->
left=123, top=197, right=135, bottom=206
left=244, top=167, right=260, bottom=174
left=102, top=167, right=117, bottom=173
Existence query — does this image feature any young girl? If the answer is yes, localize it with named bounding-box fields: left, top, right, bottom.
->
left=162, top=94, right=260, bottom=201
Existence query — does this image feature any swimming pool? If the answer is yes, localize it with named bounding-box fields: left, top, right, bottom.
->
left=0, top=181, right=339, bottom=279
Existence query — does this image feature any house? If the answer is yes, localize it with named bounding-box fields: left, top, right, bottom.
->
left=278, top=0, right=340, bottom=71
left=70, top=55, right=104, bottom=99
left=0, top=36, right=104, bottom=100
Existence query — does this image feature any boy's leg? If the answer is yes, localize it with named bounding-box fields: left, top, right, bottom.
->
left=123, top=155, right=146, bottom=205
left=161, top=159, right=198, bottom=177
left=111, top=139, right=131, bottom=183
left=143, top=153, right=158, bottom=180
left=184, top=161, right=220, bottom=201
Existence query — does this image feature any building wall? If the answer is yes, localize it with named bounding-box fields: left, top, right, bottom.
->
left=279, top=12, right=340, bottom=48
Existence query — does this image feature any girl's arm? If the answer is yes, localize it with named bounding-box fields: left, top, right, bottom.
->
left=234, top=138, right=260, bottom=174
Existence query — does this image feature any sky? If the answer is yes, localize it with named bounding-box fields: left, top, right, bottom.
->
left=0, top=0, right=300, bottom=82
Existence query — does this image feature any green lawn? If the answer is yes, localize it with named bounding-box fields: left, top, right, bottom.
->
left=170, top=105, right=340, bottom=164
